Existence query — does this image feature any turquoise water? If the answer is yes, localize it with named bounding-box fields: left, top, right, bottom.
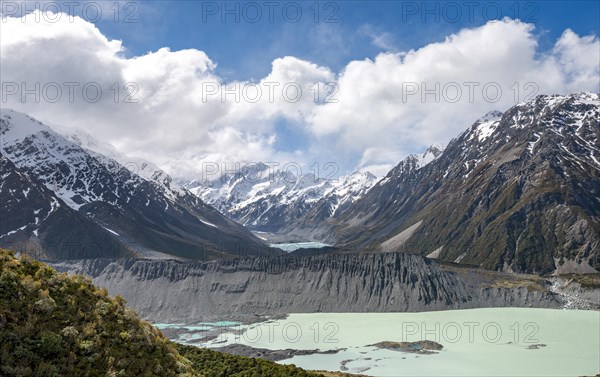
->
left=154, top=321, right=240, bottom=330
left=178, top=332, right=209, bottom=342
left=153, top=323, right=185, bottom=330
left=208, top=308, right=600, bottom=376
left=153, top=321, right=242, bottom=344
left=270, top=242, right=331, bottom=252
left=199, top=321, right=241, bottom=327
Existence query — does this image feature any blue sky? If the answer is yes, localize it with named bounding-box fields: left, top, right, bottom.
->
left=98, top=1, right=600, bottom=80
left=2, top=1, right=599, bottom=178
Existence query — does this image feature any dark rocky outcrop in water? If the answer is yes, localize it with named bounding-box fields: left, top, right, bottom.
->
left=215, top=344, right=345, bottom=362
left=367, top=340, right=443, bottom=354
left=51, top=252, right=568, bottom=322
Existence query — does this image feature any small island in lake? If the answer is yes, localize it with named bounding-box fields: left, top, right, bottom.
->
left=367, top=340, right=444, bottom=355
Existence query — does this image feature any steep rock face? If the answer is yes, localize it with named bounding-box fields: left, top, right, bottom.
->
left=331, top=93, right=600, bottom=274
left=0, top=153, right=132, bottom=259
left=184, top=163, right=377, bottom=233
left=0, top=110, right=272, bottom=260
left=52, top=252, right=562, bottom=322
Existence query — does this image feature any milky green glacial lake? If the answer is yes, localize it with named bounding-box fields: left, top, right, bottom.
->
left=201, top=308, right=599, bottom=377
left=270, top=242, right=331, bottom=252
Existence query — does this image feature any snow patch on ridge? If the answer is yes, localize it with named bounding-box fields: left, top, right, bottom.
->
left=102, top=227, right=120, bottom=236
left=469, top=110, right=503, bottom=142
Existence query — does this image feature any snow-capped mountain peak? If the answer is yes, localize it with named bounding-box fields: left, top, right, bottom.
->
left=419, top=143, right=446, bottom=167
left=53, top=126, right=185, bottom=201
left=1, top=109, right=102, bottom=210
left=477, top=110, right=504, bottom=123
left=185, top=165, right=378, bottom=231
left=1, top=109, right=270, bottom=260
left=325, top=92, right=600, bottom=274
left=0, top=109, right=51, bottom=143
left=468, top=110, right=503, bottom=142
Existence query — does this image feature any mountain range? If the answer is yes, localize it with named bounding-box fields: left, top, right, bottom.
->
left=182, top=163, right=377, bottom=234
left=1, top=92, right=599, bottom=276
left=297, top=92, right=599, bottom=274
left=0, top=109, right=272, bottom=260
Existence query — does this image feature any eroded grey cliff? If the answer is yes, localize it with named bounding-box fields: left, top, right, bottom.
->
left=49, top=252, right=591, bottom=322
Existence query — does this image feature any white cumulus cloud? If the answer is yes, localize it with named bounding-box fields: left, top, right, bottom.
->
left=1, top=13, right=598, bottom=178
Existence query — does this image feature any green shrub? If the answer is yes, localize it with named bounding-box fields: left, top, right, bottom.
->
left=0, top=249, right=194, bottom=376
left=39, top=331, right=62, bottom=356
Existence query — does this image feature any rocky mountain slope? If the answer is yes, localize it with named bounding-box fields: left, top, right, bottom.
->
left=0, top=153, right=133, bottom=259
left=328, top=93, right=600, bottom=274
left=282, top=145, right=445, bottom=242
left=183, top=163, right=377, bottom=233
left=50, top=252, right=585, bottom=322
left=0, top=110, right=272, bottom=261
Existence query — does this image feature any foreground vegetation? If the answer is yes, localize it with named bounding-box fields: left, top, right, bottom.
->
left=0, top=249, right=328, bottom=376
left=176, top=344, right=323, bottom=377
